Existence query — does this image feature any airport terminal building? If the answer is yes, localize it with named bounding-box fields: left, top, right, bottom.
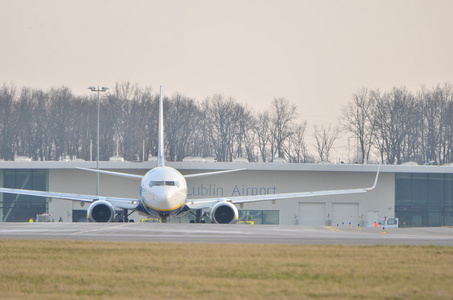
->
left=1, top=159, right=453, bottom=227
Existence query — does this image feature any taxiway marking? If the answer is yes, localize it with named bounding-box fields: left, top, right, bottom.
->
left=324, top=226, right=341, bottom=232
left=73, top=223, right=130, bottom=235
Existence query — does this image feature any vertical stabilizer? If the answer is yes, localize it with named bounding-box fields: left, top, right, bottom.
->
left=158, top=86, right=165, bottom=167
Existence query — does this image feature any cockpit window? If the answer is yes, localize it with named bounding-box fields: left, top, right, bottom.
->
left=150, top=181, right=180, bottom=187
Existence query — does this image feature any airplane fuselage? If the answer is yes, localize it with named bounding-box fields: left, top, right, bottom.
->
left=140, top=166, right=187, bottom=220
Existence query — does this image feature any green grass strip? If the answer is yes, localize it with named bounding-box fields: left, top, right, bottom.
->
left=0, top=240, right=452, bottom=299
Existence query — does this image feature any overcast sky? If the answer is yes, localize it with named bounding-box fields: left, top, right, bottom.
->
left=2, top=0, right=453, bottom=160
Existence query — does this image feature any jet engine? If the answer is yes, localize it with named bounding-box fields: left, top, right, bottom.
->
left=210, top=201, right=238, bottom=224
left=87, top=200, right=115, bottom=222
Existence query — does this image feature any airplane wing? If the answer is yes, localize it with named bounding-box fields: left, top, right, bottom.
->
left=186, top=166, right=380, bottom=210
left=184, top=168, right=246, bottom=178
left=75, top=167, right=246, bottom=179
left=186, top=187, right=371, bottom=210
left=0, top=187, right=139, bottom=209
left=75, top=168, right=143, bottom=179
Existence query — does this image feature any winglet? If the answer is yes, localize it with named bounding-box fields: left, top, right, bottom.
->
left=157, top=86, right=165, bottom=167
left=367, top=164, right=381, bottom=191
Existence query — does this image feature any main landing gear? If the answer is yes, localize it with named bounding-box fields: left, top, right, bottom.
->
left=189, top=209, right=209, bottom=223
left=117, top=209, right=135, bottom=222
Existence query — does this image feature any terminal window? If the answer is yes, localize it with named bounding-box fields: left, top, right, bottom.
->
left=395, top=173, right=453, bottom=227
left=0, top=169, right=48, bottom=222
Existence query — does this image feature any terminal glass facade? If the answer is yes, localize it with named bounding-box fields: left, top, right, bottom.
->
left=238, top=210, right=279, bottom=224
left=395, top=173, right=453, bottom=227
left=0, top=170, right=48, bottom=222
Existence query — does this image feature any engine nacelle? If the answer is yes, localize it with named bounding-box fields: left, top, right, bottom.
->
left=87, top=200, right=115, bottom=222
left=210, top=201, right=238, bottom=224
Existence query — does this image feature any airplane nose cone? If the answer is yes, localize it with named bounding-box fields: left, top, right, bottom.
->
left=154, top=188, right=175, bottom=201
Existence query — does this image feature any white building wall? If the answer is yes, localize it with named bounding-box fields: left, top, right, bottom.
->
left=49, top=168, right=144, bottom=222
left=298, top=203, right=326, bottom=225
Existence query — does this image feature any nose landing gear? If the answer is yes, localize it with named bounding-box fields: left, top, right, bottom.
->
left=159, top=212, right=169, bottom=223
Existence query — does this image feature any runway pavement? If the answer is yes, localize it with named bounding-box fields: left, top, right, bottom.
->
left=0, top=222, right=452, bottom=246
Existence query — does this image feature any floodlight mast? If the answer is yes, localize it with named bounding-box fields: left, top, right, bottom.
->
left=88, top=85, right=109, bottom=196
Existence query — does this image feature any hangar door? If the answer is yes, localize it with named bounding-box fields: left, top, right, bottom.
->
left=298, top=203, right=326, bottom=225
left=332, top=203, right=359, bottom=227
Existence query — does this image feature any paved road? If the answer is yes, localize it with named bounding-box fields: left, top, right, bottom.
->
left=0, top=223, right=452, bottom=246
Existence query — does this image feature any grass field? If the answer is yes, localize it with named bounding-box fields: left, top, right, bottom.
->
left=0, top=240, right=452, bottom=299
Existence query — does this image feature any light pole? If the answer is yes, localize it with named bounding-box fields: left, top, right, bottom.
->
left=88, top=86, right=109, bottom=196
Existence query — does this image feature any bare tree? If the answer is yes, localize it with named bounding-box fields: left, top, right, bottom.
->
left=255, top=112, right=272, bottom=162
left=314, top=124, right=339, bottom=162
left=371, top=87, right=415, bottom=164
left=165, top=94, right=201, bottom=161
left=0, top=83, right=17, bottom=160
left=14, top=87, right=35, bottom=157
left=111, top=83, right=155, bottom=161
left=202, top=95, right=250, bottom=162
left=240, top=115, right=259, bottom=162
left=341, top=88, right=374, bottom=163
left=285, top=122, right=308, bottom=163
left=269, top=98, right=297, bottom=160
left=444, top=99, right=453, bottom=163
left=418, top=84, right=453, bottom=165
left=114, top=81, right=139, bottom=101
left=29, top=89, right=52, bottom=160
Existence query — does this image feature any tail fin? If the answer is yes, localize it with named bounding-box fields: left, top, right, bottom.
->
left=157, top=86, right=165, bottom=167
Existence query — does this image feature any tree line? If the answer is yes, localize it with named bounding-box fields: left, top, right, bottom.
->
left=0, top=82, right=311, bottom=163
left=342, top=83, right=453, bottom=165
left=1, top=81, right=452, bottom=165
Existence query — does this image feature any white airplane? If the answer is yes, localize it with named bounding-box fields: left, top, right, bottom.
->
left=0, top=87, right=380, bottom=224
